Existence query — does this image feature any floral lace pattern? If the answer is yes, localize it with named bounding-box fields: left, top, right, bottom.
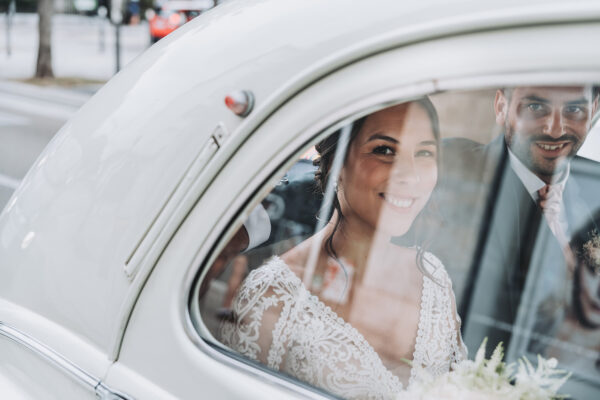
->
left=219, top=254, right=466, bottom=400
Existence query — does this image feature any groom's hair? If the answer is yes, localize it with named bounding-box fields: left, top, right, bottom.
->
left=502, top=85, right=600, bottom=107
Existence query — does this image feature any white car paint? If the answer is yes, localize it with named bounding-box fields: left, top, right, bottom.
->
left=1, top=0, right=599, bottom=398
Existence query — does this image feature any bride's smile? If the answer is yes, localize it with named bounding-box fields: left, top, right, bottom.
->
left=380, top=193, right=414, bottom=209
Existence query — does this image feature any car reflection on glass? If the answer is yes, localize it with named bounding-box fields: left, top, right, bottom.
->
left=146, top=0, right=214, bottom=43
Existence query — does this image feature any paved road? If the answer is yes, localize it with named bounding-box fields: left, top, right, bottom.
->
left=0, top=81, right=90, bottom=210
left=0, top=13, right=151, bottom=211
left=1, top=13, right=150, bottom=81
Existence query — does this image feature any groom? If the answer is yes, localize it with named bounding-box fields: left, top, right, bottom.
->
left=440, top=86, right=600, bottom=355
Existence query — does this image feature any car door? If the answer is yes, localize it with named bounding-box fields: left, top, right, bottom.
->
left=100, top=18, right=600, bottom=399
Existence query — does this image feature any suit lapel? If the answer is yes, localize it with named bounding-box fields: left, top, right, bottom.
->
left=482, top=137, right=543, bottom=268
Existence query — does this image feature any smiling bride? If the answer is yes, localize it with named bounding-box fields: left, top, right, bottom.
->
left=219, top=99, right=467, bottom=400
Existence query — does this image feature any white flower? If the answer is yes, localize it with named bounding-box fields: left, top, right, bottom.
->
left=397, top=339, right=570, bottom=400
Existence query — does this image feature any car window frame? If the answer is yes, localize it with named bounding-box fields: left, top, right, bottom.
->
left=181, top=80, right=599, bottom=400
left=145, top=23, right=600, bottom=399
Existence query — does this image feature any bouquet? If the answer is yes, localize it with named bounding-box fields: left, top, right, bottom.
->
left=397, top=338, right=571, bottom=400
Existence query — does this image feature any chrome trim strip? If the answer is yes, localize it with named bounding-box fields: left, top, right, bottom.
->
left=0, top=321, right=98, bottom=389
left=95, top=382, right=134, bottom=400
left=0, top=321, right=133, bottom=400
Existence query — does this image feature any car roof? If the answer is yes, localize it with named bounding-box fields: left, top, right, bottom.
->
left=1, top=0, right=599, bottom=354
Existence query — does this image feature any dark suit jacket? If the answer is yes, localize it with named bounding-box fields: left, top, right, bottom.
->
left=431, top=135, right=600, bottom=355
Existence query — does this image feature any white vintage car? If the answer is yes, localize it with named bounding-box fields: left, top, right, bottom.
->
left=2, top=0, right=600, bottom=399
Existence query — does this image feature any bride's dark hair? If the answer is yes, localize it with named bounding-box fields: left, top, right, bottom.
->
left=313, top=98, right=441, bottom=276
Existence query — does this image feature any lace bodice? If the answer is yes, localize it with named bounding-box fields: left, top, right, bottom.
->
left=220, top=253, right=467, bottom=399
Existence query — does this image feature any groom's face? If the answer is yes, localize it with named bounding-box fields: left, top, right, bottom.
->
left=495, top=86, right=597, bottom=181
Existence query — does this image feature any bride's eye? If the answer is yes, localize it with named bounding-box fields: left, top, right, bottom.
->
left=372, top=145, right=395, bottom=156
left=416, top=149, right=436, bottom=158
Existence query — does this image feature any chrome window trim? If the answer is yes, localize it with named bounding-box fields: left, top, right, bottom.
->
left=0, top=322, right=132, bottom=400
left=180, top=70, right=600, bottom=398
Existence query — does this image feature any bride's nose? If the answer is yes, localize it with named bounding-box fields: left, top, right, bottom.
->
left=390, top=153, right=420, bottom=184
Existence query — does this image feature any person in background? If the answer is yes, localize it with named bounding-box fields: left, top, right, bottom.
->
left=128, top=0, right=140, bottom=24
left=529, top=213, right=600, bottom=375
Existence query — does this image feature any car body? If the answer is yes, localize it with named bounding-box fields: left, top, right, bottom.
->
left=147, top=0, right=214, bottom=43
left=1, top=0, right=600, bottom=399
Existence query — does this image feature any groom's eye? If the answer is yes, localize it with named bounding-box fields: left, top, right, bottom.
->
left=563, top=104, right=588, bottom=120
left=528, top=103, right=543, bottom=112
left=564, top=105, right=584, bottom=114
left=524, top=102, right=549, bottom=116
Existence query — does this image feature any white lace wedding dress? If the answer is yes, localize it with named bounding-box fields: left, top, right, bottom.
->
left=219, top=253, right=467, bottom=400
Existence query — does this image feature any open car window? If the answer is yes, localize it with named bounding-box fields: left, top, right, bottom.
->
left=192, top=86, right=600, bottom=399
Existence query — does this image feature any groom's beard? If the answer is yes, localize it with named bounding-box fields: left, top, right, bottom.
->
left=504, top=127, right=580, bottom=179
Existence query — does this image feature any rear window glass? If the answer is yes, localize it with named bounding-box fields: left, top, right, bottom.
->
left=195, top=85, right=600, bottom=399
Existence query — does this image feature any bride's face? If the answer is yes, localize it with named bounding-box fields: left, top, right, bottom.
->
left=338, top=103, right=438, bottom=236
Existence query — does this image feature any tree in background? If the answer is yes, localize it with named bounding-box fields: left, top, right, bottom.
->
left=36, top=0, right=54, bottom=78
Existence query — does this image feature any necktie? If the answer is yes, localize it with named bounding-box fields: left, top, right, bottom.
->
left=537, top=184, right=575, bottom=272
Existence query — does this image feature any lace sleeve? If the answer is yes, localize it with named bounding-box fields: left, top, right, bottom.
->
left=219, top=257, right=405, bottom=399
left=421, top=252, right=468, bottom=367
left=446, top=276, right=468, bottom=364
left=219, top=258, right=299, bottom=367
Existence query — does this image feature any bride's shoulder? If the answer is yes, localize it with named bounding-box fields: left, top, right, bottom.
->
left=239, top=256, right=304, bottom=297
left=421, top=250, right=452, bottom=287
left=247, top=256, right=298, bottom=284
left=421, top=250, right=444, bottom=268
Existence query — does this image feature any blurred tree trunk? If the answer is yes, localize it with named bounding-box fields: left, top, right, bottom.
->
left=35, top=0, right=54, bottom=78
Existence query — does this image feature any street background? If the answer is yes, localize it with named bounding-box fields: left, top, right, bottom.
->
left=1, top=6, right=600, bottom=214
left=0, top=11, right=149, bottom=210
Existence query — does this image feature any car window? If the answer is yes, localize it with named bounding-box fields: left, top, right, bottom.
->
left=193, top=85, right=600, bottom=399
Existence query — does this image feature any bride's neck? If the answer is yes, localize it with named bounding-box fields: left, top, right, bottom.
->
left=328, top=215, right=398, bottom=276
